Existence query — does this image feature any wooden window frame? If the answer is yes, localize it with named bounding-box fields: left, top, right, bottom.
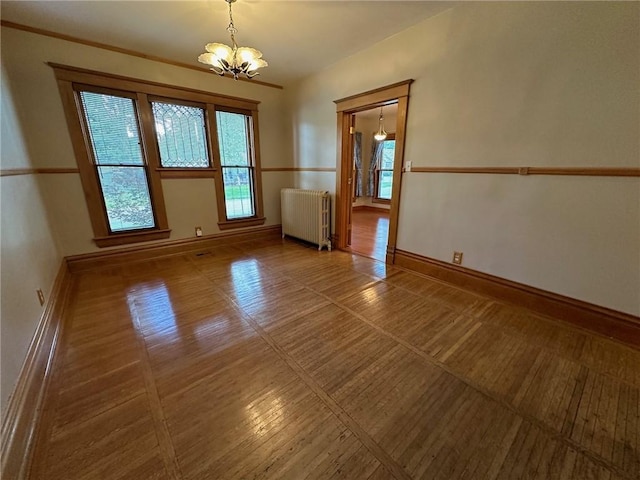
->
left=58, top=82, right=170, bottom=247
left=372, top=133, right=395, bottom=205
left=51, top=63, right=265, bottom=245
left=211, top=106, right=265, bottom=230
left=148, top=96, right=217, bottom=178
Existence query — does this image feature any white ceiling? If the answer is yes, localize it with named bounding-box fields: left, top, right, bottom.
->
left=1, top=1, right=454, bottom=86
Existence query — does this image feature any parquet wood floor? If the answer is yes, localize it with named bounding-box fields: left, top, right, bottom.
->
left=350, top=209, right=389, bottom=262
left=29, top=238, right=639, bottom=479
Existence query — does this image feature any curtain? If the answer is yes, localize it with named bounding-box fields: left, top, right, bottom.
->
left=353, top=132, right=363, bottom=197
left=368, top=139, right=384, bottom=197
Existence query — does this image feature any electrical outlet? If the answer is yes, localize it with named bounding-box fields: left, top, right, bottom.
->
left=452, top=251, right=463, bottom=265
left=37, top=289, right=45, bottom=306
left=405, top=161, right=412, bottom=172
left=195, top=226, right=203, bottom=237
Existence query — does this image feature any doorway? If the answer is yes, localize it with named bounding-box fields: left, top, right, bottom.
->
left=333, top=80, right=413, bottom=264
left=349, top=105, right=398, bottom=261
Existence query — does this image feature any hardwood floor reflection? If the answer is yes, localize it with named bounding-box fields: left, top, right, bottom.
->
left=351, top=208, right=389, bottom=262
left=30, top=239, right=640, bottom=479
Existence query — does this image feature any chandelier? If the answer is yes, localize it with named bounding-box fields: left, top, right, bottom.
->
left=374, top=106, right=388, bottom=141
left=198, top=0, right=268, bottom=80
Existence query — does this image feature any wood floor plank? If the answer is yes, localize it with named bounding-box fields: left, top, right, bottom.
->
left=350, top=209, right=389, bottom=262
left=326, top=445, right=384, bottom=479
left=28, top=240, right=638, bottom=480
left=38, top=395, right=169, bottom=479
left=51, top=361, right=146, bottom=436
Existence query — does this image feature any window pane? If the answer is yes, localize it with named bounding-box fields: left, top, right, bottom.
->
left=216, top=111, right=250, bottom=166
left=151, top=102, right=210, bottom=168
left=216, top=110, right=256, bottom=220
left=97, top=166, right=155, bottom=232
left=80, top=92, right=144, bottom=166
left=378, top=170, right=393, bottom=200
left=223, top=167, right=255, bottom=219
left=381, top=140, right=395, bottom=169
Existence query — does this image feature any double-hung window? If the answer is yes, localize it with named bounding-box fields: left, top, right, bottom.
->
left=79, top=90, right=157, bottom=233
left=374, top=134, right=396, bottom=202
left=66, top=84, right=170, bottom=247
left=52, top=64, right=265, bottom=246
left=215, top=109, right=257, bottom=221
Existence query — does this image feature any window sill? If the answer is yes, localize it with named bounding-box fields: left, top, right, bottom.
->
left=372, top=198, right=391, bottom=205
left=158, top=168, right=216, bottom=179
left=94, top=229, right=171, bottom=247
left=217, top=217, right=266, bottom=231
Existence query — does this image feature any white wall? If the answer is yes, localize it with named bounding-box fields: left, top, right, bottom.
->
left=1, top=27, right=293, bottom=256
left=287, top=2, right=640, bottom=315
left=0, top=63, right=62, bottom=418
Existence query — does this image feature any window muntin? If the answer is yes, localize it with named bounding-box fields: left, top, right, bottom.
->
left=151, top=101, right=210, bottom=168
left=79, top=91, right=156, bottom=232
left=375, top=138, right=395, bottom=201
left=53, top=64, right=265, bottom=243
left=216, top=110, right=256, bottom=220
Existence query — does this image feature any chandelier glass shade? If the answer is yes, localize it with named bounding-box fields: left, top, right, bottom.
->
left=198, top=0, right=268, bottom=80
left=374, top=106, right=388, bottom=141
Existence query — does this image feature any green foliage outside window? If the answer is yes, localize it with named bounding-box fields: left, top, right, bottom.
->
left=217, top=111, right=255, bottom=218
left=80, top=91, right=155, bottom=231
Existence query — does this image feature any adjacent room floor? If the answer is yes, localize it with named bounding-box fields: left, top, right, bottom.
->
left=350, top=208, right=390, bottom=262
left=29, top=238, right=639, bottom=479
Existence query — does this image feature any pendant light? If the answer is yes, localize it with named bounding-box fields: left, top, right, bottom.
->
left=374, top=106, right=387, bottom=141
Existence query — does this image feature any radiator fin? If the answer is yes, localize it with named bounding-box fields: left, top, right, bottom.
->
left=281, top=189, right=331, bottom=251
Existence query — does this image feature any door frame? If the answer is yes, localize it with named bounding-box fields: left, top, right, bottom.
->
left=333, top=80, right=413, bottom=264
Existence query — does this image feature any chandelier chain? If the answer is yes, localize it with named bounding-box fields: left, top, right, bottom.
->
left=226, top=1, right=237, bottom=36
left=226, top=1, right=239, bottom=52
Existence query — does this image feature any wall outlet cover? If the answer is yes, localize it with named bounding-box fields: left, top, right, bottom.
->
left=452, top=251, right=463, bottom=265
